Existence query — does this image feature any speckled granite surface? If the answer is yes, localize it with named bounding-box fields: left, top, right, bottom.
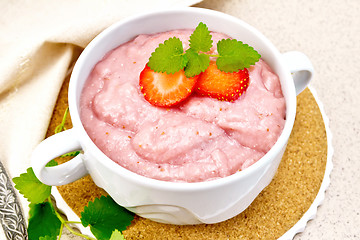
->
left=193, top=0, right=359, bottom=239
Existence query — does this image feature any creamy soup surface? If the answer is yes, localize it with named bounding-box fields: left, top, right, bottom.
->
left=80, top=30, right=286, bottom=182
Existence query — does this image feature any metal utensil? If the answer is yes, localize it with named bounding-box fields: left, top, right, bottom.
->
left=0, top=161, right=27, bottom=240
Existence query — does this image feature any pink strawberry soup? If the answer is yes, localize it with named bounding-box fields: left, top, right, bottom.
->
left=80, top=30, right=286, bottom=182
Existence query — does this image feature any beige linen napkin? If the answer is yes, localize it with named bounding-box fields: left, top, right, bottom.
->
left=0, top=0, right=201, bottom=238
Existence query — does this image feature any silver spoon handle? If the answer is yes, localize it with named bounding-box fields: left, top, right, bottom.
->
left=0, top=161, right=28, bottom=240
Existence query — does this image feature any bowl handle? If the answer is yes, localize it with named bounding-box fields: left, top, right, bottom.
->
left=31, top=128, right=88, bottom=186
left=282, top=51, right=314, bottom=95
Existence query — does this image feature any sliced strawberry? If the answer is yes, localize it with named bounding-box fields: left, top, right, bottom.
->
left=196, top=61, right=249, bottom=102
left=139, top=65, right=199, bottom=107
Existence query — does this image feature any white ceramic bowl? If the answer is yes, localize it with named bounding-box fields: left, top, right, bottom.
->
left=31, top=7, right=314, bottom=225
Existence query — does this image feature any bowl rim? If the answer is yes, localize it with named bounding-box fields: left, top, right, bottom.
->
left=69, top=7, right=296, bottom=192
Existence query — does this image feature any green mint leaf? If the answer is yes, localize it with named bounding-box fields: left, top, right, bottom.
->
left=54, top=107, right=69, bottom=134
left=46, top=159, right=58, bottom=167
left=61, top=151, right=80, bottom=157
left=148, top=37, right=188, bottom=74
left=39, top=236, right=57, bottom=240
left=189, top=22, right=213, bottom=52
left=13, top=167, right=51, bottom=204
left=109, top=230, right=126, bottom=240
left=81, top=195, right=134, bottom=240
left=184, top=48, right=210, bottom=77
left=28, top=202, right=61, bottom=240
left=216, top=38, right=261, bottom=72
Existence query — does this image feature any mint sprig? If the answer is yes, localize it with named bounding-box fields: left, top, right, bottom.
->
left=12, top=107, right=134, bottom=239
left=54, top=107, right=81, bottom=157
left=184, top=22, right=212, bottom=77
left=81, top=196, right=134, bottom=240
left=184, top=48, right=210, bottom=77
left=109, top=230, right=126, bottom=240
left=148, top=22, right=261, bottom=77
left=13, top=168, right=52, bottom=204
left=13, top=167, right=133, bottom=240
left=216, top=39, right=261, bottom=72
left=28, top=202, right=61, bottom=240
left=148, top=37, right=188, bottom=74
left=188, top=22, right=213, bottom=52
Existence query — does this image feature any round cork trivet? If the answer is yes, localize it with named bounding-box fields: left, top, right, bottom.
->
left=47, top=75, right=327, bottom=240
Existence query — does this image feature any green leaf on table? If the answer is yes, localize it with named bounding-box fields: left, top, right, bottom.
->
left=216, top=38, right=261, bottom=72
left=45, top=159, right=59, bottom=167
left=148, top=37, right=188, bottom=74
left=13, top=167, right=51, bottom=204
left=189, top=22, right=213, bottom=52
left=61, top=151, right=80, bottom=157
left=54, top=107, right=69, bottom=134
left=39, top=236, right=57, bottom=240
left=109, top=230, right=126, bottom=240
left=28, top=202, right=61, bottom=240
left=81, top=195, right=134, bottom=240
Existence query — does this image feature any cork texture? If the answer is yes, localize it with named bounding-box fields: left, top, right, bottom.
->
left=47, top=75, right=327, bottom=240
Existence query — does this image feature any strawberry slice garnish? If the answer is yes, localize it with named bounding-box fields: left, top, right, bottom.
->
left=139, top=65, right=199, bottom=107
left=196, top=61, right=249, bottom=102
